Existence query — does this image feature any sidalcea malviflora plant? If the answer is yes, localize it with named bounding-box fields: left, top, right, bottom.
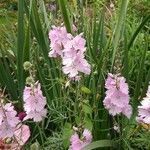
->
left=23, top=82, right=47, bottom=122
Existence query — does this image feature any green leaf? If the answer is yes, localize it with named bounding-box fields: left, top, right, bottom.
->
left=82, top=104, right=92, bottom=116
left=81, top=86, right=91, bottom=94
left=128, top=15, right=150, bottom=50
left=84, top=115, right=93, bottom=131
left=62, top=122, right=73, bottom=149
left=82, top=140, right=115, bottom=150
left=75, top=116, right=80, bottom=125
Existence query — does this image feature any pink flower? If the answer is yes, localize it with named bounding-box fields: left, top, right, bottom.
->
left=69, top=133, right=82, bottom=150
left=83, top=129, right=92, bottom=144
left=136, top=85, right=150, bottom=124
left=24, top=109, right=47, bottom=122
left=23, top=82, right=47, bottom=122
left=0, top=103, right=20, bottom=138
left=69, top=129, right=92, bottom=150
left=65, top=33, right=86, bottom=51
left=48, top=26, right=72, bottom=58
left=62, top=52, right=91, bottom=78
left=103, top=73, right=132, bottom=118
left=0, top=120, right=15, bottom=138
left=62, top=34, right=91, bottom=78
left=0, top=125, right=30, bottom=150
left=14, top=124, right=30, bottom=146
left=48, top=25, right=91, bottom=79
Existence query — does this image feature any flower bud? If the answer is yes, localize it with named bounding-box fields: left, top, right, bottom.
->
left=30, top=142, right=40, bottom=150
left=26, top=77, right=34, bottom=85
left=18, top=112, right=27, bottom=121
left=23, top=61, right=32, bottom=71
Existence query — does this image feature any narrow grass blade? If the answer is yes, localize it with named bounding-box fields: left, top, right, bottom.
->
left=141, top=68, right=150, bottom=98
left=93, top=10, right=105, bottom=57
left=122, top=29, right=129, bottom=82
left=23, top=24, right=30, bottom=62
left=17, top=0, right=25, bottom=98
left=111, top=0, right=129, bottom=70
left=57, top=0, right=72, bottom=33
left=128, top=15, right=150, bottom=50
left=39, top=0, right=50, bottom=30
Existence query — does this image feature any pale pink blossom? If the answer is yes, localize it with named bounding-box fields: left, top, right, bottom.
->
left=24, top=109, right=47, bottom=122
left=70, top=76, right=81, bottom=81
left=64, top=34, right=86, bottom=51
left=23, top=82, right=47, bottom=122
left=14, top=124, right=30, bottom=146
left=0, top=103, right=20, bottom=138
left=62, top=52, right=91, bottom=78
left=0, top=125, right=30, bottom=150
left=83, top=129, right=92, bottom=144
left=69, top=133, right=82, bottom=150
left=48, top=26, right=72, bottom=57
left=0, top=120, right=15, bottom=138
left=103, top=73, right=132, bottom=118
left=137, top=85, right=150, bottom=124
left=62, top=34, right=91, bottom=78
left=69, top=129, right=92, bottom=150
left=48, top=25, right=91, bottom=79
